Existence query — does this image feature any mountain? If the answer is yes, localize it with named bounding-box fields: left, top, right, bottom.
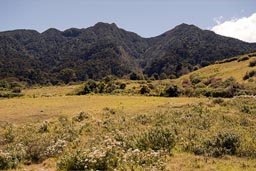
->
left=143, top=24, right=256, bottom=78
left=0, top=22, right=256, bottom=85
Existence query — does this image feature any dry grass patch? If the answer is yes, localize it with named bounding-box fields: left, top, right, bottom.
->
left=0, top=95, right=204, bottom=123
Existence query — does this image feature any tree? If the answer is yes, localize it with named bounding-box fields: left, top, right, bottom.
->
left=164, top=85, right=180, bottom=97
left=58, top=68, right=76, bottom=84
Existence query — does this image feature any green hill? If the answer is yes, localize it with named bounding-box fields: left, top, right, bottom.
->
left=174, top=52, right=256, bottom=97
left=1, top=23, right=256, bottom=85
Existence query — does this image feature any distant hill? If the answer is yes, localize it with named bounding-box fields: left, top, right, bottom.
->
left=0, top=22, right=256, bottom=85
left=177, top=53, right=256, bottom=84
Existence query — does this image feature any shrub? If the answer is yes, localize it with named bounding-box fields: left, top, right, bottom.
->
left=212, top=98, right=224, bottom=104
left=249, top=58, right=256, bottom=67
left=163, top=85, right=180, bottom=97
left=204, top=132, right=240, bottom=157
left=130, top=72, right=144, bottom=80
left=3, top=125, right=15, bottom=144
left=133, top=127, right=176, bottom=153
left=248, top=53, right=256, bottom=57
left=72, top=112, right=89, bottom=122
left=237, top=55, right=249, bottom=62
left=243, top=70, right=255, bottom=80
left=12, top=87, right=21, bottom=93
left=139, top=85, right=150, bottom=94
left=80, top=80, right=97, bottom=94
left=134, top=114, right=152, bottom=125
left=189, top=74, right=202, bottom=85
left=215, top=57, right=238, bottom=64
left=119, top=83, right=126, bottom=89
left=0, top=150, right=19, bottom=169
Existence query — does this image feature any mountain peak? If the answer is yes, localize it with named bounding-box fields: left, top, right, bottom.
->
left=173, top=23, right=201, bottom=31
left=42, top=28, right=61, bottom=35
left=94, top=22, right=118, bottom=29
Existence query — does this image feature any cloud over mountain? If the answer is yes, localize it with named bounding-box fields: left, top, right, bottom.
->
left=212, top=13, right=256, bottom=43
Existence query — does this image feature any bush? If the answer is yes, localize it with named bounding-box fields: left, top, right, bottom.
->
left=237, top=56, right=249, bottom=62
left=72, top=112, right=89, bottom=122
left=119, top=83, right=126, bottom=89
left=204, top=132, right=240, bottom=157
left=139, top=85, right=150, bottom=94
left=248, top=53, right=256, bottom=57
left=189, top=74, right=202, bottom=85
left=163, top=85, right=180, bottom=97
left=216, top=57, right=238, bottom=64
left=80, top=80, right=97, bottom=94
left=249, top=58, right=256, bottom=67
left=0, top=150, right=19, bottom=170
left=243, top=70, right=255, bottom=80
left=133, top=127, right=176, bottom=153
left=212, top=98, right=224, bottom=104
left=130, top=72, right=144, bottom=80
left=12, top=87, right=21, bottom=93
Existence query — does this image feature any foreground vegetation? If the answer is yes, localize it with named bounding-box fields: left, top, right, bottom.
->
left=1, top=93, right=256, bottom=170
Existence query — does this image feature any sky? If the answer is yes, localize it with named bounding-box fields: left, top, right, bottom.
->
left=0, top=0, right=256, bottom=42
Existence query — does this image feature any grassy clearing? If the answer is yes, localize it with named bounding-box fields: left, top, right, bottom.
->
left=1, top=91, right=256, bottom=170
left=0, top=94, right=204, bottom=124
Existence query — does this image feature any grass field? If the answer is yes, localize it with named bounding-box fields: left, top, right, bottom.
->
left=1, top=86, right=256, bottom=170
left=0, top=93, right=204, bottom=124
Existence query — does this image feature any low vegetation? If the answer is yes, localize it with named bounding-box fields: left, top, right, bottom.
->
left=0, top=80, right=23, bottom=98
left=1, top=96, right=256, bottom=170
left=1, top=52, right=256, bottom=170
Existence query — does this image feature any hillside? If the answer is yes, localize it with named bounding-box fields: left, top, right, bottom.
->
left=173, top=53, right=256, bottom=97
left=0, top=22, right=256, bottom=85
left=177, top=53, right=256, bottom=84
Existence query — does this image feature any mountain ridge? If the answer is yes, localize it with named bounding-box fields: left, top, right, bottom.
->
left=0, top=22, right=256, bottom=85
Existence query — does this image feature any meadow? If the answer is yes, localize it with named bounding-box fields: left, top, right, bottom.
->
left=1, top=84, right=256, bottom=171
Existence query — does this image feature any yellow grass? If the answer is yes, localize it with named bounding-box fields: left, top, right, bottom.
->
left=0, top=94, right=205, bottom=123
left=177, top=57, right=256, bottom=84
left=167, top=153, right=256, bottom=171
left=22, top=84, right=80, bottom=97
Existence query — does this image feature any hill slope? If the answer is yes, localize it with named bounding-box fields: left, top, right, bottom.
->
left=173, top=53, right=256, bottom=97
left=0, top=22, right=256, bottom=85
left=177, top=53, right=256, bottom=83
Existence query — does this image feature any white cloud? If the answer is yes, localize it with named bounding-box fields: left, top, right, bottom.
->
left=212, top=13, right=256, bottom=43
left=213, top=16, right=224, bottom=25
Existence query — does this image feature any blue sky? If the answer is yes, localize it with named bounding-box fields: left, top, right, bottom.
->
left=0, top=0, right=255, bottom=39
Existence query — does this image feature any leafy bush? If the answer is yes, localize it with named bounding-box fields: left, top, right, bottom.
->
left=237, top=55, right=249, bottom=62
left=119, top=83, right=126, bottom=89
left=72, top=112, right=89, bottom=122
left=204, top=132, right=240, bottom=157
left=189, top=74, right=202, bottom=85
left=133, top=127, right=176, bottom=153
left=0, top=150, right=19, bottom=170
left=248, top=53, right=256, bottom=57
left=215, top=57, right=238, bottom=64
left=243, top=70, right=255, bottom=80
left=249, top=58, right=256, bottom=67
left=163, top=85, right=180, bottom=97
left=139, top=85, right=150, bottom=94
left=78, top=80, right=126, bottom=95
left=57, top=136, right=166, bottom=170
